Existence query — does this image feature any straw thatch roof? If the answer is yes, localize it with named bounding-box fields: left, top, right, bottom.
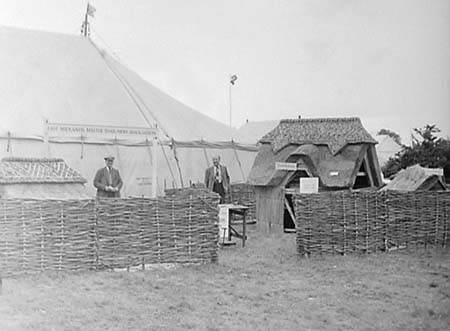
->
left=248, top=143, right=370, bottom=187
left=0, top=157, right=86, bottom=184
left=260, top=117, right=377, bottom=155
left=0, top=158, right=89, bottom=199
left=248, top=117, right=382, bottom=188
left=381, top=164, right=447, bottom=191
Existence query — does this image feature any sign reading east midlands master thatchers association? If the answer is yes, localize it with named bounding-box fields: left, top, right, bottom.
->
left=275, top=162, right=298, bottom=171
left=47, top=123, right=158, bottom=139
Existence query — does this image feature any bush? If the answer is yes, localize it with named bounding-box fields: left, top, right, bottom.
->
left=382, top=125, right=450, bottom=182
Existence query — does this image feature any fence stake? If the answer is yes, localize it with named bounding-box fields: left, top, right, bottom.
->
left=40, top=203, right=44, bottom=271
left=94, top=199, right=99, bottom=270
left=59, top=202, right=64, bottom=271
left=188, top=194, right=193, bottom=257
left=365, top=195, right=369, bottom=254
left=434, top=194, right=439, bottom=248
left=342, top=192, right=347, bottom=255
left=21, top=201, right=26, bottom=271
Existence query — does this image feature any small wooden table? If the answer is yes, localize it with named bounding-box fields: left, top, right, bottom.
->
left=224, top=204, right=248, bottom=247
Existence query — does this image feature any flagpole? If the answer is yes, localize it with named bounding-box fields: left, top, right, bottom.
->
left=84, top=3, right=89, bottom=37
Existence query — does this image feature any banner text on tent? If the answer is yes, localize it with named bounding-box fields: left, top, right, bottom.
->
left=47, top=123, right=157, bottom=139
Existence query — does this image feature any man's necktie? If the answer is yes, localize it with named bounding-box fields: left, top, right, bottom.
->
left=215, top=166, right=220, bottom=183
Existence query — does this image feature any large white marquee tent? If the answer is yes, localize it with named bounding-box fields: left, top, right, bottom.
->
left=0, top=25, right=257, bottom=197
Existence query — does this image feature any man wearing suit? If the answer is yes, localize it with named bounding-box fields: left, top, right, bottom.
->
left=93, top=156, right=123, bottom=198
left=205, top=156, right=230, bottom=203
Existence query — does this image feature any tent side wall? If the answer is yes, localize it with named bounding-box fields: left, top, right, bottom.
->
left=0, top=183, right=89, bottom=199
left=0, top=138, right=257, bottom=197
left=255, top=185, right=284, bottom=233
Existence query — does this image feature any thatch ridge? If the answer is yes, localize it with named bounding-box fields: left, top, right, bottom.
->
left=260, top=117, right=377, bottom=155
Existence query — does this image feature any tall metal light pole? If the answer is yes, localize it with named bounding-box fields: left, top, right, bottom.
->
left=229, top=74, right=237, bottom=128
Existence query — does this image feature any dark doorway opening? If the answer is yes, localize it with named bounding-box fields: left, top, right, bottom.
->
left=283, top=170, right=309, bottom=232
left=353, top=160, right=371, bottom=189
left=283, top=193, right=295, bottom=232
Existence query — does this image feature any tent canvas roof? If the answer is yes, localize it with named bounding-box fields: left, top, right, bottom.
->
left=374, top=134, right=402, bottom=166
left=233, top=120, right=280, bottom=144
left=0, top=25, right=258, bottom=197
left=0, top=25, right=235, bottom=142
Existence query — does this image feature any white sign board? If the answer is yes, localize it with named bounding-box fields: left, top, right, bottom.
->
left=47, top=123, right=158, bottom=139
left=300, top=177, right=319, bottom=194
left=218, top=204, right=233, bottom=240
left=275, top=162, right=297, bottom=171
left=424, top=168, right=444, bottom=177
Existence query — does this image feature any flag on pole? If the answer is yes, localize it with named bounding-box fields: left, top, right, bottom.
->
left=230, top=74, right=237, bottom=85
left=87, top=3, right=96, bottom=17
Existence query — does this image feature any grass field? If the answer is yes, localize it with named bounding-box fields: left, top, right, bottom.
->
left=1, top=224, right=449, bottom=331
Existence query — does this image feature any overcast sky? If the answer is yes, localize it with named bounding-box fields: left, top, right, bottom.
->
left=1, top=0, right=449, bottom=144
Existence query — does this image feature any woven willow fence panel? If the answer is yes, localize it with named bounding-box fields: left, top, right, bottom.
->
left=0, top=190, right=219, bottom=276
left=167, top=184, right=256, bottom=220
left=294, top=191, right=450, bottom=256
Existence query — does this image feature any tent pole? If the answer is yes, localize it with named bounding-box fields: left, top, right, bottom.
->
left=202, top=143, right=209, bottom=167
left=43, top=119, right=50, bottom=158
left=158, top=140, right=177, bottom=187
left=171, top=140, right=184, bottom=188
left=232, top=141, right=246, bottom=182
left=151, top=135, right=158, bottom=198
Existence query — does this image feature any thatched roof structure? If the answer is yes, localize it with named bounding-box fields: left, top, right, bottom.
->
left=0, top=157, right=88, bottom=199
left=260, top=117, right=377, bottom=155
left=381, top=164, right=447, bottom=191
left=248, top=117, right=382, bottom=189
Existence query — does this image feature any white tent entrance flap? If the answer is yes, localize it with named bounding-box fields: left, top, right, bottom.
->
left=45, top=122, right=159, bottom=197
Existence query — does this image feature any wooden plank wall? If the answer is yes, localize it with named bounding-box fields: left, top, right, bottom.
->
left=255, top=186, right=284, bottom=233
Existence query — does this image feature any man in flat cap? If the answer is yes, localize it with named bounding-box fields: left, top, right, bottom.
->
left=93, top=155, right=123, bottom=197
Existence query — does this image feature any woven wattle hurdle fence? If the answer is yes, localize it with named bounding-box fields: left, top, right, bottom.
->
left=294, top=190, right=450, bottom=256
left=0, top=189, right=220, bottom=276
